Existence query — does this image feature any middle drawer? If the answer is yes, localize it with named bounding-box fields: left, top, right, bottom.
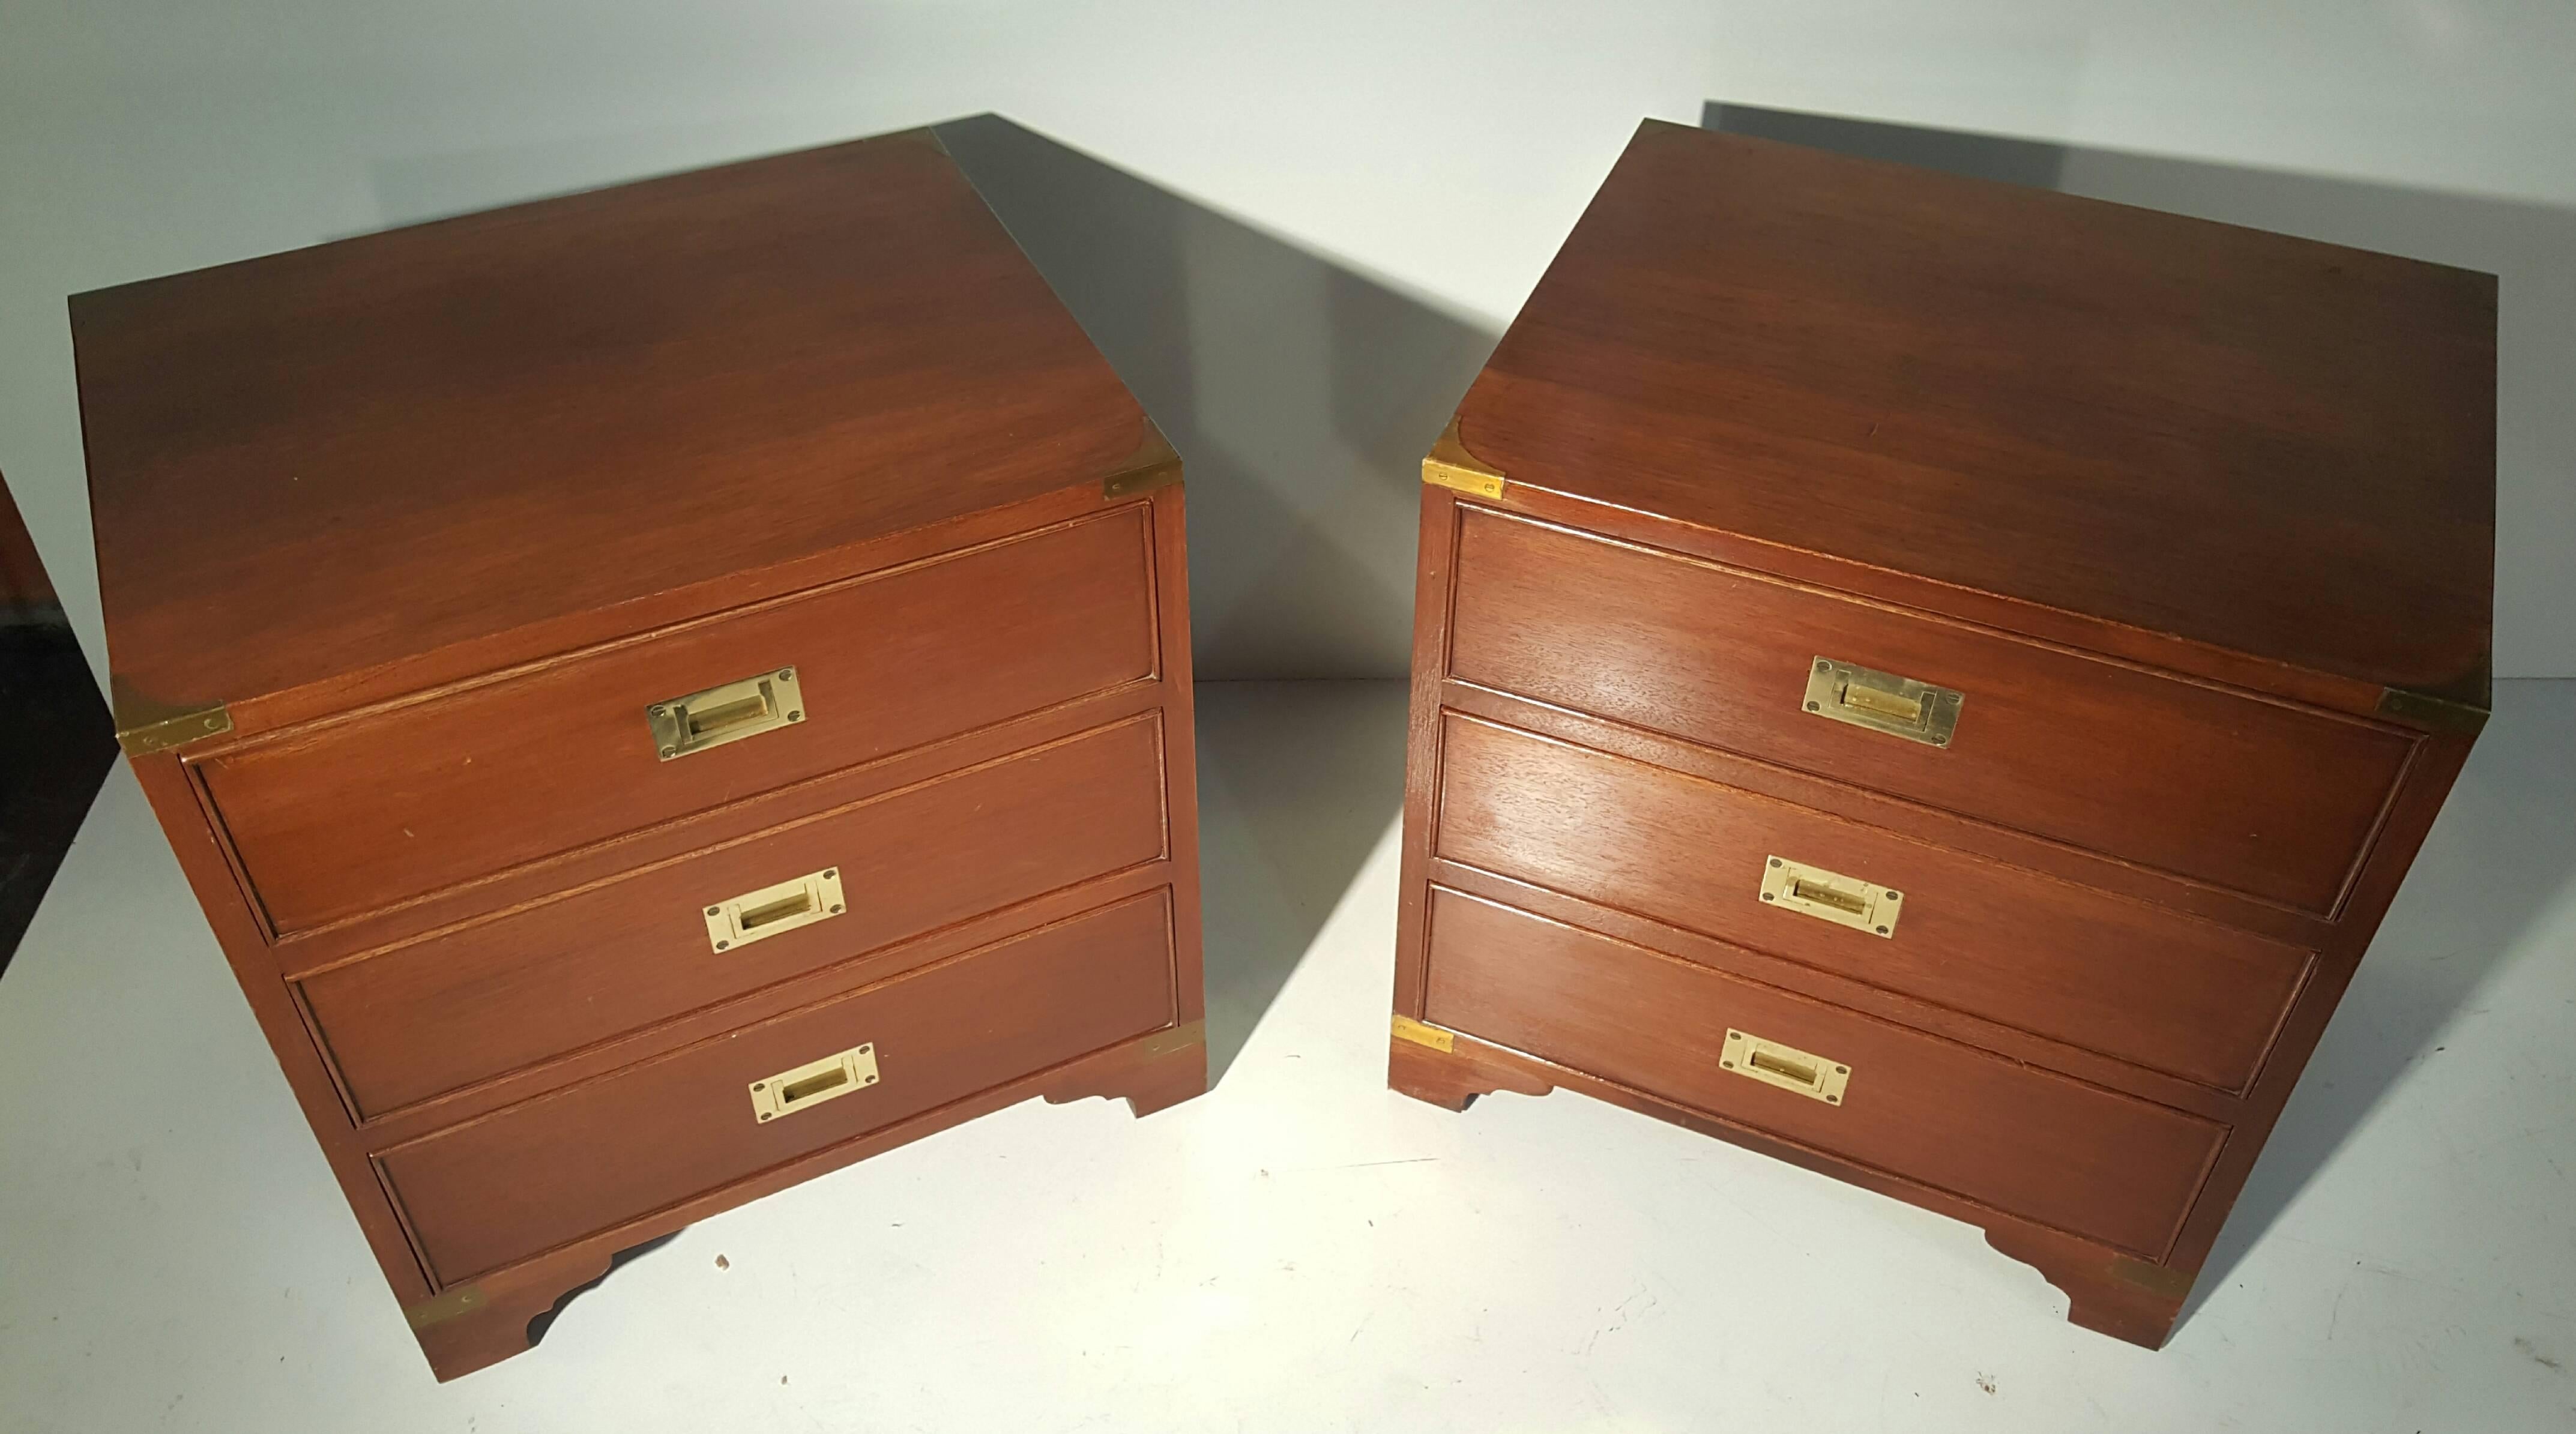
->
left=298, top=714, right=1167, bottom=1120
left=1434, top=713, right=2311, bottom=1093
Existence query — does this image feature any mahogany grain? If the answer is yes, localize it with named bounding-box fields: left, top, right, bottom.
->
left=202, top=505, right=1157, bottom=934
left=1434, top=713, right=2311, bottom=1094
left=301, top=714, right=1168, bottom=1119
left=1420, top=889, right=2223, bottom=1260
left=1396, top=119, right=2491, bottom=1351
left=76, top=129, right=1145, bottom=718
left=83, top=128, right=1207, bottom=1380
left=1458, top=119, right=2493, bottom=699
left=380, top=891, right=1177, bottom=1287
left=1447, top=507, right=2412, bottom=915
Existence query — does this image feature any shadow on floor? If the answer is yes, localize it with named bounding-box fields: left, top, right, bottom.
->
left=937, top=113, right=1494, bottom=681
left=1701, top=103, right=2576, bottom=1323
left=524, top=1230, right=685, bottom=1349
left=2188, top=683, right=2576, bottom=1316
left=1192, top=681, right=1410, bottom=1083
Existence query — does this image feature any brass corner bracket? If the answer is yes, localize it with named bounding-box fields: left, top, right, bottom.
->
left=2107, top=1255, right=2194, bottom=1300
left=1136, top=1019, right=1207, bottom=1059
left=403, top=1283, right=487, bottom=1331
left=1391, top=1013, right=1456, bottom=1052
left=1422, top=417, right=1506, bottom=500
left=114, top=697, right=232, bottom=757
left=1103, top=418, right=1184, bottom=500
left=2375, top=682, right=2490, bottom=737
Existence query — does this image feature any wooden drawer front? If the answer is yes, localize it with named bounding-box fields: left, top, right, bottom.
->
left=1446, top=508, right=2412, bottom=914
left=1435, top=715, right=2309, bottom=1092
left=301, top=716, right=1167, bottom=1119
left=1421, top=889, right=2224, bottom=1259
left=378, top=891, right=1176, bottom=1286
left=202, top=507, right=1159, bottom=935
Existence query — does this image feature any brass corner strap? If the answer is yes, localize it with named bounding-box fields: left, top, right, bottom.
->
left=404, top=1283, right=486, bottom=1330
left=1136, top=1019, right=1207, bottom=1058
left=2108, top=1255, right=2194, bottom=1300
left=1103, top=418, right=1184, bottom=499
left=2376, top=683, right=2490, bottom=736
left=112, top=681, right=232, bottom=757
left=1390, top=1014, right=1456, bottom=1052
left=1422, top=417, right=1506, bottom=500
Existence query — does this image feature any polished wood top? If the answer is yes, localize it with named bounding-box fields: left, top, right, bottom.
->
left=74, top=128, right=1145, bottom=718
left=1456, top=119, right=2495, bottom=699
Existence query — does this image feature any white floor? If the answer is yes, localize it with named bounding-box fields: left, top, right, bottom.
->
left=4, top=680, right=2572, bottom=1432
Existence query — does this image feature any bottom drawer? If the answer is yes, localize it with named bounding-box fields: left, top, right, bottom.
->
left=379, top=891, right=1177, bottom=1286
left=1420, top=888, right=2223, bottom=1259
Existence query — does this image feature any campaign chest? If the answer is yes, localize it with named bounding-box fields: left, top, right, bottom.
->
left=1389, top=120, right=2494, bottom=1347
left=74, top=129, right=1206, bottom=1380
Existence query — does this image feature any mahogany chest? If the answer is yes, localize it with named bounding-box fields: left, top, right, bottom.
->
left=74, top=129, right=1206, bottom=1379
left=1389, top=119, right=2494, bottom=1346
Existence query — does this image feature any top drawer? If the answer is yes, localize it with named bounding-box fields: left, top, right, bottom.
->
left=200, top=507, right=1159, bottom=935
left=1446, top=509, right=2413, bottom=915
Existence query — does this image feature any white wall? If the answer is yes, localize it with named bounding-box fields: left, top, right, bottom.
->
left=5, top=1, right=2572, bottom=683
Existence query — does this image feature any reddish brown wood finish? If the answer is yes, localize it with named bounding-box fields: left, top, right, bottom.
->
left=81, top=131, right=1207, bottom=1381
left=1448, top=508, right=2412, bottom=915
left=74, top=128, right=1147, bottom=720
left=1460, top=120, right=2493, bottom=702
left=202, top=505, right=1159, bottom=935
left=1396, top=121, right=2491, bottom=1352
left=381, top=891, right=1178, bottom=1286
left=1434, top=713, right=2312, bottom=1094
left=301, top=714, right=1170, bottom=1119
left=1422, top=889, right=2223, bottom=1258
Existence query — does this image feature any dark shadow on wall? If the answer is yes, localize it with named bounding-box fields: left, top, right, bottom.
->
left=937, top=113, right=1496, bottom=682
left=1705, top=101, right=2576, bottom=1326
left=366, top=114, right=1499, bottom=682
left=935, top=116, right=1490, bottom=1084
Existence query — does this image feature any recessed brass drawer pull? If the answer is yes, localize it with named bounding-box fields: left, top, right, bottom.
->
left=1760, top=855, right=1902, bottom=938
left=1722, top=1029, right=1849, bottom=1104
left=1803, top=657, right=1962, bottom=747
left=749, top=1041, right=878, bottom=1122
left=704, top=867, right=846, bottom=952
left=648, top=666, right=807, bottom=761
